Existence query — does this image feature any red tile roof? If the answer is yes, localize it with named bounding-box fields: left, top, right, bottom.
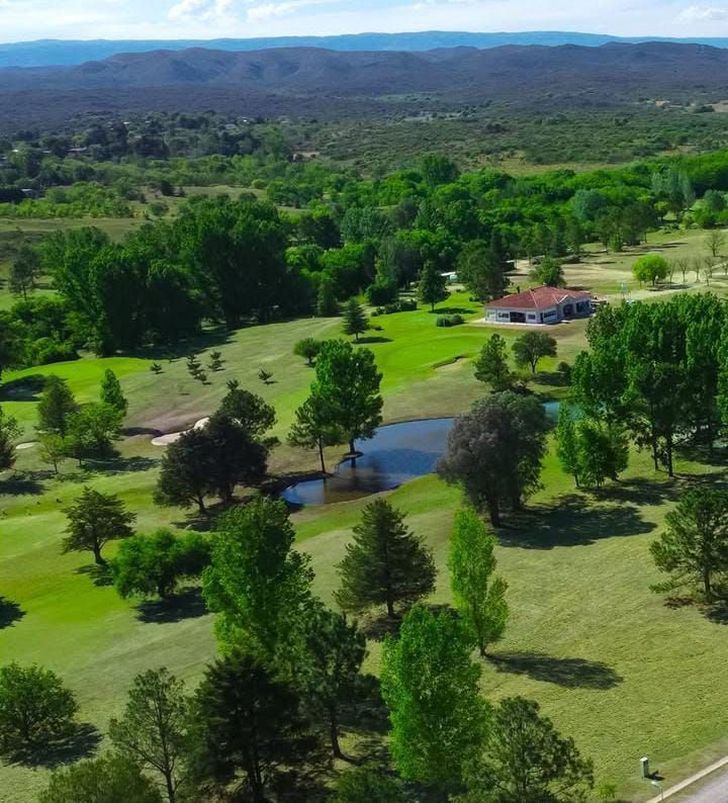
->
left=487, top=286, right=592, bottom=310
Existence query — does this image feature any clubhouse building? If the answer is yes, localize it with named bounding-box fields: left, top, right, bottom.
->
left=485, top=285, right=594, bottom=325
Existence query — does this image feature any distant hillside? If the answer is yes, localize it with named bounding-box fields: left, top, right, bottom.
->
left=5, top=30, right=728, bottom=68
left=3, top=41, right=728, bottom=127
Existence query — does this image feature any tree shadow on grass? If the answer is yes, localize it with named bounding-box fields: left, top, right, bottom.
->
left=0, top=474, right=44, bottom=496
left=0, top=374, right=46, bottom=402
left=500, top=495, right=655, bottom=549
left=590, top=477, right=679, bottom=507
left=0, top=597, right=24, bottom=629
left=9, top=722, right=101, bottom=769
left=87, top=456, right=159, bottom=476
left=430, top=307, right=472, bottom=315
left=704, top=601, right=728, bottom=625
left=136, top=587, right=208, bottom=624
left=121, top=426, right=163, bottom=437
left=489, top=652, right=623, bottom=689
left=74, top=563, right=113, bottom=588
left=356, top=336, right=393, bottom=345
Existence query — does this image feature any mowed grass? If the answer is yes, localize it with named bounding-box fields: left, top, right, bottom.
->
left=1, top=285, right=728, bottom=799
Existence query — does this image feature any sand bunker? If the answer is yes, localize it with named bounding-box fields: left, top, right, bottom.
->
left=151, top=417, right=210, bottom=447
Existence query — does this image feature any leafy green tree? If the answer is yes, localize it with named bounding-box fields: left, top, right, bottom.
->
left=337, top=499, right=436, bottom=619
left=632, top=254, right=669, bottom=287
left=296, top=602, right=366, bottom=759
left=64, top=402, right=123, bottom=464
left=0, top=663, right=78, bottom=757
left=311, top=339, right=383, bottom=455
left=63, top=487, right=136, bottom=566
left=202, top=498, right=313, bottom=660
left=39, top=754, right=162, bottom=803
left=288, top=394, right=345, bottom=474
left=420, top=153, right=460, bottom=186
left=37, top=376, right=77, bottom=436
left=576, top=418, right=629, bottom=489
left=10, top=244, right=41, bottom=300
left=381, top=606, right=490, bottom=791
left=457, top=239, right=509, bottom=301
left=38, top=432, right=66, bottom=475
left=343, top=298, right=369, bottom=342
left=438, top=393, right=549, bottom=526
left=316, top=274, right=339, bottom=317
left=217, top=386, right=276, bottom=439
left=100, top=369, right=128, bottom=415
left=155, top=428, right=216, bottom=514
left=556, top=404, right=582, bottom=487
left=512, top=331, right=558, bottom=374
left=0, top=406, right=20, bottom=472
left=332, top=765, right=408, bottom=803
left=204, top=412, right=269, bottom=503
left=112, top=530, right=211, bottom=600
left=473, top=334, right=513, bottom=391
left=706, top=228, right=726, bottom=259
left=530, top=257, right=565, bottom=287
left=650, top=488, right=728, bottom=600
left=293, top=337, right=322, bottom=366
left=189, top=651, right=316, bottom=803
left=449, top=509, right=508, bottom=657
left=459, top=696, right=594, bottom=803
left=418, top=260, right=449, bottom=311
left=109, top=668, right=190, bottom=803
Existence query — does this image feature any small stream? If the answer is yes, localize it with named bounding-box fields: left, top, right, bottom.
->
left=281, top=401, right=561, bottom=507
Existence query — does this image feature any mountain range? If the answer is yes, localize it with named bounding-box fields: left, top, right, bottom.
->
left=2, top=40, right=728, bottom=128
left=5, top=31, right=728, bottom=68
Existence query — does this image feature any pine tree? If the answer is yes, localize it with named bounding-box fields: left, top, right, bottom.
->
left=342, top=298, right=369, bottom=342
left=296, top=602, right=366, bottom=759
left=100, top=369, right=128, bottom=416
left=336, top=499, right=436, bottom=619
left=473, top=333, right=513, bottom=391
left=417, top=260, right=448, bottom=311
left=449, top=509, right=508, bottom=657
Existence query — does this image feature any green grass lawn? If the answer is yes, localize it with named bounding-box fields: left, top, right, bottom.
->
left=2, top=287, right=728, bottom=800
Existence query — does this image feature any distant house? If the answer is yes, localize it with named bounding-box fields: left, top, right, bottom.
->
left=485, top=286, right=593, bottom=325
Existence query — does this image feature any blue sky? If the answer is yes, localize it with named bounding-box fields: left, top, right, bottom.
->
left=2, top=0, right=728, bottom=43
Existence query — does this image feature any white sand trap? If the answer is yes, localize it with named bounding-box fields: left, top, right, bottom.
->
left=151, top=417, right=211, bottom=447
left=16, top=442, right=37, bottom=451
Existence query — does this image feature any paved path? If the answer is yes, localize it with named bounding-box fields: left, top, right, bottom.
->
left=645, top=756, right=728, bottom=802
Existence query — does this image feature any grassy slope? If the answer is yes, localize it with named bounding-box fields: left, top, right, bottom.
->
left=2, top=260, right=728, bottom=799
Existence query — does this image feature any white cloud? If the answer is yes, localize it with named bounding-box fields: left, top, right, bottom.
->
left=246, top=0, right=339, bottom=23
left=167, top=0, right=233, bottom=21
left=678, top=4, right=728, bottom=21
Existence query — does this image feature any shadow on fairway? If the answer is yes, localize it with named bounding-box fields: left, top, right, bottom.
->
left=489, top=652, right=623, bottom=689
left=501, top=495, right=655, bottom=549
left=10, top=722, right=102, bottom=769
left=0, top=374, right=46, bottom=402
left=136, top=587, right=208, bottom=624
left=74, top=563, right=114, bottom=587
left=1, top=473, right=45, bottom=495
left=356, top=336, right=393, bottom=345
left=0, top=597, right=25, bottom=629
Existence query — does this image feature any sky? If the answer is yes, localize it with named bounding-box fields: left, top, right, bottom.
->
left=3, top=0, right=728, bottom=43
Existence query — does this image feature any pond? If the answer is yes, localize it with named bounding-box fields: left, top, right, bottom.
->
left=281, top=417, right=455, bottom=507
left=281, top=401, right=561, bottom=508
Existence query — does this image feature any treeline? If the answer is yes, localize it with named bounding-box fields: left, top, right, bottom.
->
left=7, top=148, right=728, bottom=362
